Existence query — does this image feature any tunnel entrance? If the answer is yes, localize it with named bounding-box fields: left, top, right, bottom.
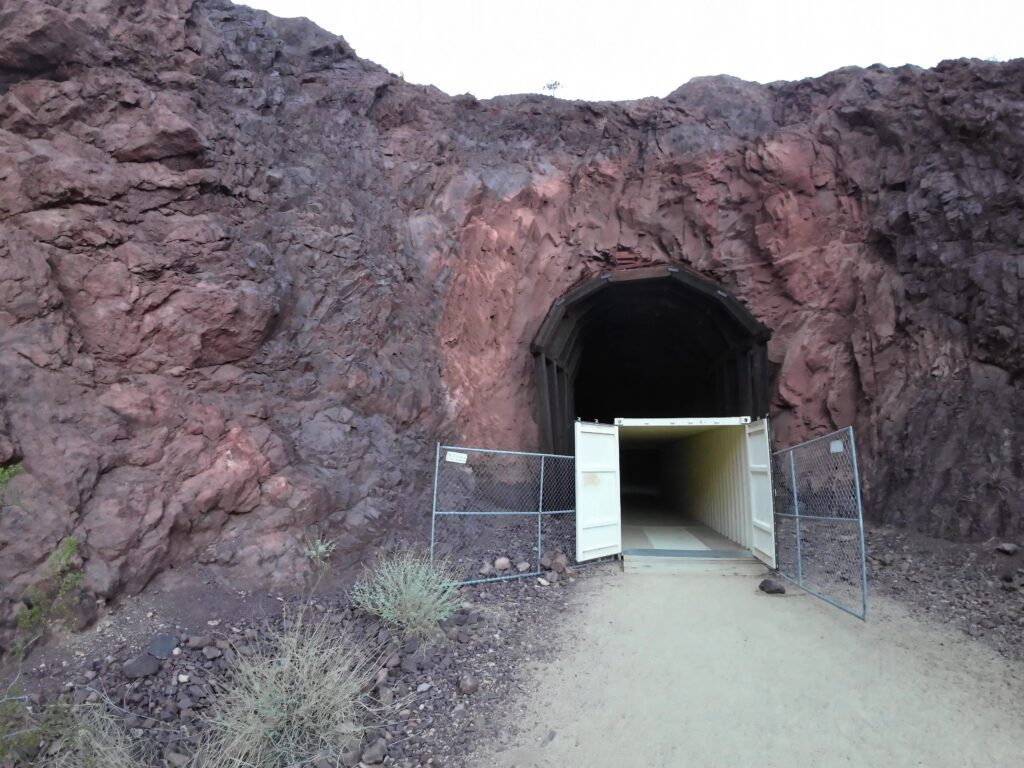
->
left=531, top=265, right=771, bottom=454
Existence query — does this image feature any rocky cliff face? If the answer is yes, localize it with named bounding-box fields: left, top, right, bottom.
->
left=0, top=0, right=1021, bottom=643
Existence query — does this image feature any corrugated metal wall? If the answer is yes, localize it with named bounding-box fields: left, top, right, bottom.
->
left=663, top=426, right=752, bottom=549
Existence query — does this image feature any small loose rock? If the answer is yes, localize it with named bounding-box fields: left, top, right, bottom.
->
left=147, top=633, right=178, bottom=659
left=458, top=674, right=479, bottom=695
left=123, top=653, right=160, bottom=679
left=361, top=737, right=388, bottom=764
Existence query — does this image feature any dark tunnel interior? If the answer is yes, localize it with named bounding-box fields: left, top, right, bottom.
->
left=531, top=266, right=771, bottom=454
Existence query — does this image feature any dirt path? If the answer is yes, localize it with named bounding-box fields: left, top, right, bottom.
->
left=475, top=569, right=1024, bottom=768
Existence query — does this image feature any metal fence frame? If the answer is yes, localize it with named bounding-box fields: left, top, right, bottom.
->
left=429, top=431, right=868, bottom=617
left=429, top=443, right=580, bottom=585
left=772, top=426, right=868, bottom=620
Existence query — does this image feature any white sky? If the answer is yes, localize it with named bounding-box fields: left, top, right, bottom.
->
left=243, top=0, right=1024, bottom=101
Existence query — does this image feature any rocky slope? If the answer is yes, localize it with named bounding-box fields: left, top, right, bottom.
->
left=0, top=0, right=1021, bottom=646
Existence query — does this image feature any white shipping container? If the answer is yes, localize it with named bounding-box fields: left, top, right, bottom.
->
left=575, top=417, right=775, bottom=570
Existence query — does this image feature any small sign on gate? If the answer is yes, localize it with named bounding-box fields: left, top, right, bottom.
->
left=829, top=440, right=845, bottom=454
left=445, top=451, right=468, bottom=464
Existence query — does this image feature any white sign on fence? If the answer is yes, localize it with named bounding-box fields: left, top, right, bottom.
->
left=445, top=451, right=468, bottom=464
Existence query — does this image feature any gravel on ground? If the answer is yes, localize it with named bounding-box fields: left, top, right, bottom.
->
left=867, top=526, right=1024, bottom=660
left=1, top=558, right=597, bottom=767
left=476, top=569, right=1024, bottom=768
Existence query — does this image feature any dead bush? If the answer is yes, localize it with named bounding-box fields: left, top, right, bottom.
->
left=193, top=619, right=374, bottom=768
left=49, top=705, right=150, bottom=768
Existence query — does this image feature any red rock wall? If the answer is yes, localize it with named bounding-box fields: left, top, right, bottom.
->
left=1, top=0, right=1021, bottom=639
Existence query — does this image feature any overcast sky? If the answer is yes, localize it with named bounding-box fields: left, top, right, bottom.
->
left=243, top=0, right=1023, bottom=101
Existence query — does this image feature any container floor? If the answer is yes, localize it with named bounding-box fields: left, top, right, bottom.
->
left=621, top=494, right=748, bottom=556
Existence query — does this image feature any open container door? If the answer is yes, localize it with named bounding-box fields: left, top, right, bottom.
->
left=745, top=419, right=776, bottom=567
left=574, top=421, right=621, bottom=562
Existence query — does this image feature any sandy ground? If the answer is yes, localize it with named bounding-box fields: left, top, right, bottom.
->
left=475, top=568, right=1024, bottom=768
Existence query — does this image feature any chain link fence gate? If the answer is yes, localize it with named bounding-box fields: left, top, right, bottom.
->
left=772, top=426, right=868, bottom=620
left=429, top=444, right=580, bottom=585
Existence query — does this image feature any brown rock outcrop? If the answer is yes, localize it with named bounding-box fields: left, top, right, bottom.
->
left=0, top=0, right=1021, bottom=646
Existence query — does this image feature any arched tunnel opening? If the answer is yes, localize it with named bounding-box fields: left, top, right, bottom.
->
left=531, top=265, right=771, bottom=453
left=531, top=265, right=773, bottom=544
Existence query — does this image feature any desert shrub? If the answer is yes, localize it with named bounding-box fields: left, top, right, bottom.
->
left=50, top=705, right=149, bottom=768
left=301, top=531, right=337, bottom=568
left=194, top=620, right=374, bottom=768
left=0, top=693, right=143, bottom=768
left=49, top=537, right=80, bottom=575
left=0, top=462, right=21, bottom=508
left=10, top=537, right=86, bottom=658
left=300, top=529, right=336, bottom=592
left=350, top=550, right=461, bottom=639
left=0, top=678, right=46, bottom=764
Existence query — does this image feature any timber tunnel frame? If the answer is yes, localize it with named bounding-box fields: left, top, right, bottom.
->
left=530, top=265, right=772, bottom=454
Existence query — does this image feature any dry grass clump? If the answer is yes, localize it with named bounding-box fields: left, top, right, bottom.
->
left=3, top=669, right=147, bottom=768
left=350, top=549, right=461, bottom=639
left=193, top=619, right=374, bottom=768
left=49, top=705, right=149, bottom=768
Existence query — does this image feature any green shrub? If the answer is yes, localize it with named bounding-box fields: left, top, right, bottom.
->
left=16, top=597, right=46, bottom=637
left=0, top=681, right=43, bottom=763
left=350, top=550, right=461, bottom=639
left=0, top=462, right=21, bottom=508
left=194, top=620, right=374, bottom=768
left=301, top=531, right=337, bottom=570
left=49, top=536, right=79, bottom=575
left=12, top=538, right=84, bottom=653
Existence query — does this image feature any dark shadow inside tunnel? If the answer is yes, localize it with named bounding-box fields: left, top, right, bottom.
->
left=531, top=265, right=771, bottom=454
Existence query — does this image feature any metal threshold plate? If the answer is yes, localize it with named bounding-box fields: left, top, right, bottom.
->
left=621, top=548, right=757, bottom=559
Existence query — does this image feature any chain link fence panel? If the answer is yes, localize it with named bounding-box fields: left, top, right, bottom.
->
left=772, top=426, right=868, bottom=619
left=430, top=445, right=585, bottom=585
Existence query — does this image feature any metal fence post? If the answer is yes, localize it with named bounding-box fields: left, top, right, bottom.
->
left=789, top=450, right=803, bottom=586
left=537, top=455, right=545, bottom=568
left=848, top=427, right=869, bottom=621
left=429, top=442, right=440, bottom=563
